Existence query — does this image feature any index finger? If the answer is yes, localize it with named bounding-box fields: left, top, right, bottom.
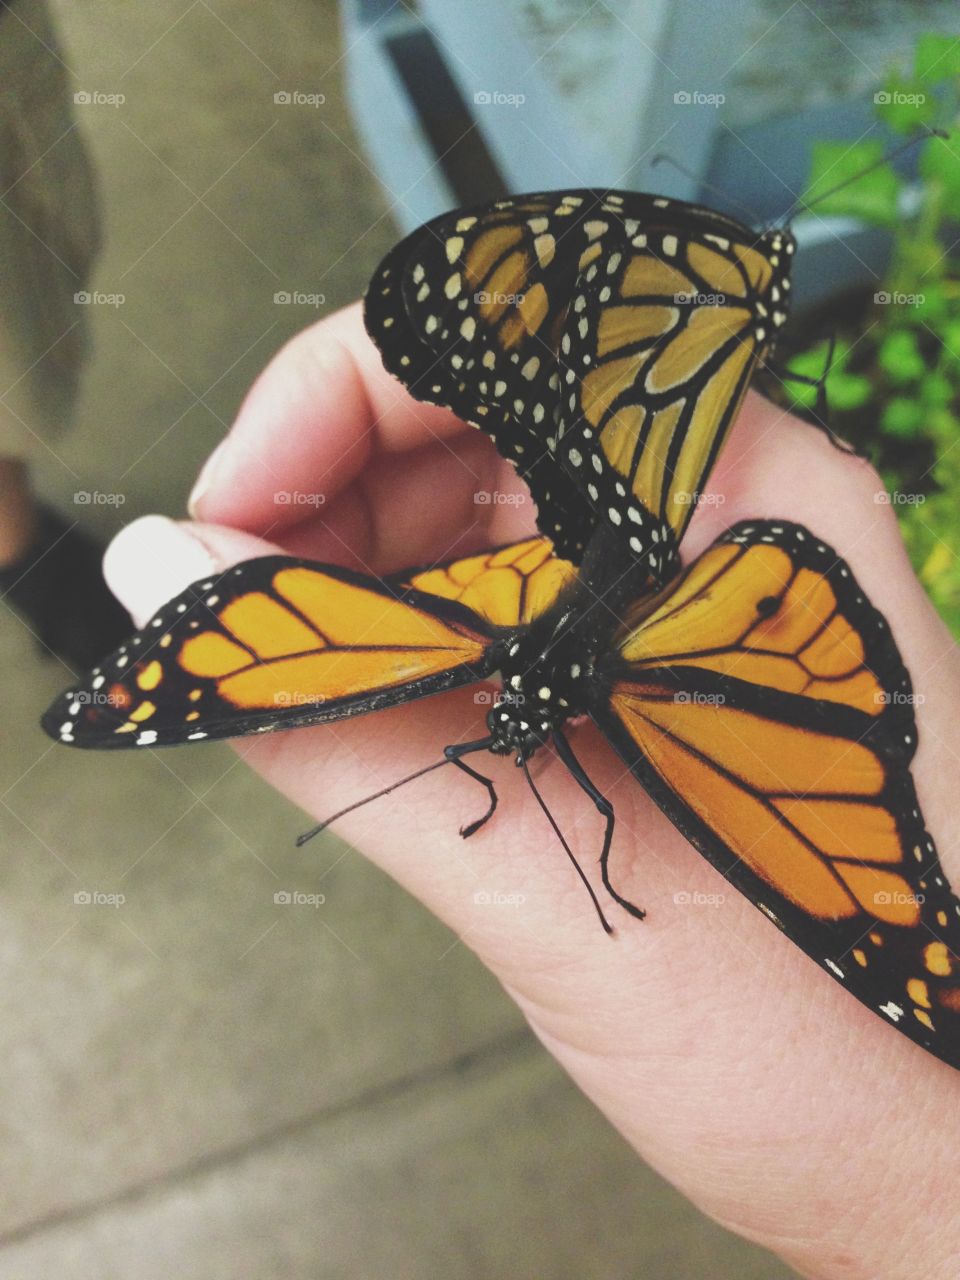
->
left=188, top=301, right=469, bottom=532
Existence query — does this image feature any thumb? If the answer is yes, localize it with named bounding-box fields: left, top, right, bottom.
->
left=104, top=515, right=285, bottom=628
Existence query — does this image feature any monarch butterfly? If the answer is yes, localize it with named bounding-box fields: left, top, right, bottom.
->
left=365, top=189, right=796, bottom=580
left=42, top=518, right=960, bottom=1070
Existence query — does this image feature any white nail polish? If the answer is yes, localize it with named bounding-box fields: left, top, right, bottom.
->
left=104, top=515, right=219, bottom=627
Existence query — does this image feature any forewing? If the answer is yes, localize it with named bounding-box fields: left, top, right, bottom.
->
left=42, top=556, right=499, bottom=749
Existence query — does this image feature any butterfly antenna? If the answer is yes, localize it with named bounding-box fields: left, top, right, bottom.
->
left=295, top=736, right=492, bottom=848
left=520, top=756, right=613, bottom=935
left=650, top=153, right=760, bottom=224
left=780, top=127, right=948, bottom=225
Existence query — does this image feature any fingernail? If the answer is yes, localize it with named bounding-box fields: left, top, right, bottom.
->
left=104, top=515, right=219, bottom=627
left=188, top=439, right=228, bottom=518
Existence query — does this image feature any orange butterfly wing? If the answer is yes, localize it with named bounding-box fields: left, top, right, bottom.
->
left=592, top=520, right=960, bottom=1064
left=43, top=556, right=502, bottom=749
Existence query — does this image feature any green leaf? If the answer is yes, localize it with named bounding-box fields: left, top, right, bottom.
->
left=874, top=74, right=936, bottom=133
left=912, top=284, right=949, bottom=325
left=826, top=371, right=872, bottom=411
left=802, top=141, right=901, bottom=226
left=877, top=329, right=926, bottom=384
left=881, top=396, right=924, bottom=437
left=915, top=32, right=960, bottom=83
left=919, top=134, right=960, bottom=206
left=940, top=319, right=960, bottom=359
left=920, top=371, right=953, bottom=406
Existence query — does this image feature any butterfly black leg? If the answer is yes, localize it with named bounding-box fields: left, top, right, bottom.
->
left=552, top=729, right=645, bottom=921
left=445, top=740, right=498, bottom=838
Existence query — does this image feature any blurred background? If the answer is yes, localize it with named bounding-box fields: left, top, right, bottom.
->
left=1, top=2, right=957, bottom=1276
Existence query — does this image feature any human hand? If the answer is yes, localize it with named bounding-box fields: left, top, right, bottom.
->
left=103, top=301, right=960, bottom=1280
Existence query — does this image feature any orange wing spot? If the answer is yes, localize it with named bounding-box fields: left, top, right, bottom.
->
left=620, top=256, right=693, bottom=300
left=464, top=225, right=523, bottom=288
left=489, top=538, right=543, bottom=569
left=108, top=683, right=133, bottom=710
left=630, top=399, right=688, bottom=513
left=220, top=592, right=322, bottom=659
left=581, top=356, right=640, bottom=427
left=831, top=864, right=921, bottom=926
left=179, top=631, right=252, bottom=678
left=512, top=539, right=555, bottom=576
left=747, top=568, right=836, bottom=653
left=869, top=931, right=884, bottom=946
left=613, top=690, right=884, bottom=797
left=686, top=242, right=749, bottom=296
left=617, top=719, right=858, bottom=919
left=482, top=250, right=530, bottom=324
left=578, top=242, right=602, bottom=272
left=853, top=948, right=867, bottom=966
left=600, top=404, right=647, bottom=476
left=188, top=688, right=203, bottom=702
left=219, top=644, right=481, bottom=710
left=186, top=710, right=200, bottom=722
left=645, top=306, right=751, bottom=396
left=596, top=305, right=678, bottom=358
left=734, top=243, right=774, bottom=292
left=136, top=661, right=163, bottom=690
left=772, top=799, right=903, bottom=864
left=523, top=560, right=577, bottom=624
left=129, top=701, right=156, bottom=723
left=515, top=282, right=549, bottom=340
left=274, top=568, right=481, bottom=650
left=907, top=977, right=932, bottom=1008
left=407, top=540, right=572, bottom=629
left=620, top=545, right=792, bottom=662
left=914, top=1008, right=935, bottom=1031
left=799, top=611, right=866, bottom=675
left=925, top=942, right=954, bottom=977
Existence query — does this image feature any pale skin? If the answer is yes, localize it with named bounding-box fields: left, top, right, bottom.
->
left=104, top=302, right=960, bottom=1280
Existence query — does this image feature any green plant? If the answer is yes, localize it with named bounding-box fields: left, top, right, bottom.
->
left=781, top=32, right=960, bottom=636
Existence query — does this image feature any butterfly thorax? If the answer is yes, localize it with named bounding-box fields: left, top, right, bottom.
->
left=486, top=531, right=650, bottom=761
